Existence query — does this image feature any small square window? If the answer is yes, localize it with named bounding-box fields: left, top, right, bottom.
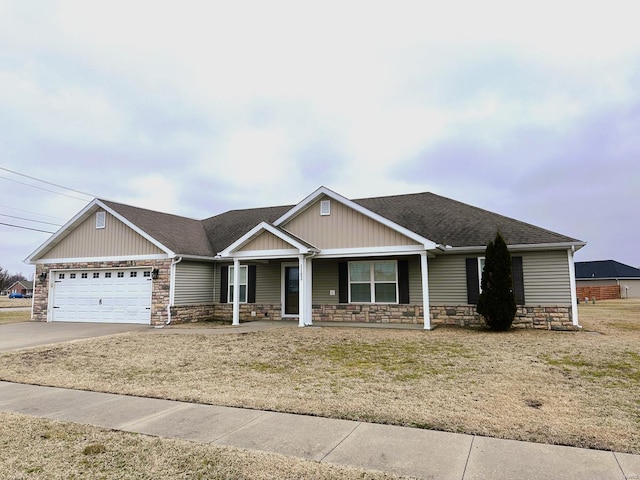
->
left=81, top=273, right=88, bottom=279
left=117, top=272, right=124, bottom=278
left=70, top=273, right=76, bottom=279
left=105, top=272, right=112, bottom=278
left=320, top=200, right=331, bottom=216
left=58, top=273, right=65, bottom=280
left=143, top=271, right=151, bottom=277
left=93, top=272, right=100, bottom=278
left=130, top=271, right=137, bottom=278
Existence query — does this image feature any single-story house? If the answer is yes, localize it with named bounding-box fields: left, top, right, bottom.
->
left=25, top=186, right=585, bottom=330
left=575, top=260, right=640, bottom=300
left=6, top=280, right=33, bottom=296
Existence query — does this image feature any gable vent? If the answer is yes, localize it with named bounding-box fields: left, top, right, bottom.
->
left=320, top=200, right=331, bottom=216
left=96, top=211, right=106, bottom=229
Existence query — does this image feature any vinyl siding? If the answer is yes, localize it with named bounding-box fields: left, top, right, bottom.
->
left=174, top=261, right=214, bottom=306
left=312, top=259, right=340, bottom=304
left=523, top=250, right=572, bottom=305
left=282, top=195, right=420, bottom=249
left=255, top=262, right=282, bottom=303
left=39, top=211, right=164, bottom=260
left=428, top=255, right=468, bottom=305
left=239, top=231, right=293, bottom=252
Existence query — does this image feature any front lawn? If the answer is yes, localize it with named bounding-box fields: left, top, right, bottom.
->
left=0, top=300, right=638, bottom=454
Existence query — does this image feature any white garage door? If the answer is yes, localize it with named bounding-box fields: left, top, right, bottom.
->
left=51, top=269, right=152, bottom=324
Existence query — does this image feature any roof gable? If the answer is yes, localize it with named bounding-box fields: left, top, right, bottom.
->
left=218, top=222, right=318, bottom=258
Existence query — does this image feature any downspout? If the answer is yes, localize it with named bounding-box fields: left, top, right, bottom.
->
left=166, top=256, right=183, bottom=325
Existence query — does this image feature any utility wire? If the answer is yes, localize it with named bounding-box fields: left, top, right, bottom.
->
left=0, top=166, right=96, bottom=198
left=0, top=222, right=56, bottom=234
left=0, top=174, right=89, bottom=201
left=0, top=214, right=63, bottom=227
left=0, top=204, right=67, bottom=221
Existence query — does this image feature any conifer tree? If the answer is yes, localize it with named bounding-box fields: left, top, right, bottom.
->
left=477, top=232, right=517, bottom=331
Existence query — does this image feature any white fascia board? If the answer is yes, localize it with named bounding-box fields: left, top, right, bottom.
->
left=32, top=254, right=170, bottom=265
left=218, top=222, right=317, bottom=257
left=273, top=186, right=438, bottom=250
left=317, top=245, right=436, bottom=259
left=229, top=249, right=303, bottom=259
left=439, top=242, right=587, bottom=254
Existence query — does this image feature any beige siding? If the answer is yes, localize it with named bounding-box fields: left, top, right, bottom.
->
left=239, top=231, right=293, bottom=252
left=428, top=254, right=468, bottom=305
left=40, top=211, right=164, bottom=260
left=174, top=261, right=214, bottom=306
left=523, top=250, right=571, bottom=305
left=282, top=195, right=420, bottom=249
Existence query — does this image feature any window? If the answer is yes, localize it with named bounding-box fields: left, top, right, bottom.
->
left=349, top=260, right=398, bottom=303
left=96, top=211, right=106, bottom=229
left=117, top=272, right=124, bottom=278
left=320, top=200, right=331, bottom=216
left=143, top=271, right=151, bottom=277
left=478, top=257, right=485, bottom=292
left=228, top=265, right=248, bottom=303
left=70, top=273, right=76, bottom=279
left=105, top=272, right=112, bottom=278
left=93, top=272, right=100, bottom=279
left=58, top=273, right=65, bottom=280
left=81, top=273, right=88, bottom=279
left=130, top=272, right=137, bottom=278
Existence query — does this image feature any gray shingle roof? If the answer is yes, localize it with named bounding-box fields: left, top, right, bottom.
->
left=575, top=260, right=640, bottom=279
left=103, top=191, right=583, bottom=257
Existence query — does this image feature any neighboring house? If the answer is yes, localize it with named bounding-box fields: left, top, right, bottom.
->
left=25, top=186, right=585, bottom=330
left=575, top=260, right=640, bottom=300
left=7, top=280, right=33, bottom=296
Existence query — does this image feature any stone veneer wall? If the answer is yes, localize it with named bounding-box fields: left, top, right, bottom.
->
left=311, top=304, right=577, bottom=331
left=205, top=303, right=283, bottom=323
left=33, top=259, right=173, bottom=326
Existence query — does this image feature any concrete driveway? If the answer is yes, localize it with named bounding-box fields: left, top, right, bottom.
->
left=0, top=322, right=149, bottom=352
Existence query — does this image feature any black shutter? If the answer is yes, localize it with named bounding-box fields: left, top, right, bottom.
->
left=338, top=262, right=348, bottom=303
left=466, top=258, right=480, bottom=304
left=247, top=265, right=257, bottom=303
left=220, top=265, right=228, bottom=303
left=398, top=260, right=410, bottom=304
left=511, top=256, right=525, bottom=305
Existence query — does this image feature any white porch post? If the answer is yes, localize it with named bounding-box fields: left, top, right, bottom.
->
left=232, top=258, right=240, bottom=326
left=420, top=251, right=431, bottom=330
left=298, top=255, right=306, bottom=327
left=304, top=255, right=313, bottom=326
left=567, top=248, right=580, bottom=327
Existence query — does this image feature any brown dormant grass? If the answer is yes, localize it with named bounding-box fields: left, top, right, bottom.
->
left=0, top=296, right=31, bottom=308
left=1, top=300, right=638, bottom=455
left=0, top=412, right=397, bottom=479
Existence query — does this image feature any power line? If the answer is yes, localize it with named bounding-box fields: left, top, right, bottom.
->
left=0, top=166, right=96, bottom=198
left=0, top=204, right=67, bottom=221
left=0, top=214, right=63, bottom=227
left=0, top=222, right=56, bottom=234
left=0, top=174, right=89, bottom=201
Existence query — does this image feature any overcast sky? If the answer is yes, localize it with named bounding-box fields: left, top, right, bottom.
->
left=2, top=1, right=639, bottom=277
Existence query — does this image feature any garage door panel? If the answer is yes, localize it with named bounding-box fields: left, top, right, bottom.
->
left=52, top=269, right=152, bottom=324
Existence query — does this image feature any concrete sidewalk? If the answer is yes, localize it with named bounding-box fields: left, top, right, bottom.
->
left=1, top=381, right=638, bottom=479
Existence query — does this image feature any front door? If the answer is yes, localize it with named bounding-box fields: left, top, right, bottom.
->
left=284, top=265, right=299, bottom=315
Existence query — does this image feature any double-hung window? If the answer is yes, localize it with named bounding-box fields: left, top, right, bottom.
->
left=349, top=260, right=398, bottom=303
left=228, top=265, right=248, bottom=303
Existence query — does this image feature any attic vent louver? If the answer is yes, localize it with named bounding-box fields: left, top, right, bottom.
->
left=96, top=211, right=106, bottom=229
left=320, top=200, right=331, bottom=216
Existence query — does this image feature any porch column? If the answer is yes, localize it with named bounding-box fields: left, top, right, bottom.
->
left=298, top=255, right=306, bottom=327
left=420, top=251, right=431, bottom=330
left=567, top=248, right=580, bottom=327
left=232, top=258, right=240, bottom=326
left=304, top=255, right=313, bottom=326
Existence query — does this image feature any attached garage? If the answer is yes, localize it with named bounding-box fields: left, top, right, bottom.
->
left=50, top=268, right=153, bottom=324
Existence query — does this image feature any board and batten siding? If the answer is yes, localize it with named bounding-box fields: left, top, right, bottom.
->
left=282, top=195, right=420, bottom=249
left=173, top=261, right=215, bottom=306
left=39, top=211, right=164, bottom=260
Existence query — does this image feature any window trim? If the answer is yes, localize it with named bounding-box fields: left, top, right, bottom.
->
left=348, top=260, right=399, bottom=304
left=228, top=265, right=248, bottom=304
left=478, top=257, right=485, bottom=293
left=96, top=211, right=106, bottom=229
